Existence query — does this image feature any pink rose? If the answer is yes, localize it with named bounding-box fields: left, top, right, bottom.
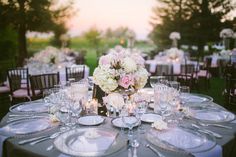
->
left=118, top=74, right=134, bottom=89
left=99, top=55, right=111, bottom=65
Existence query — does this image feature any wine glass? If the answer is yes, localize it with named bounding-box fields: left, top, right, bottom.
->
left=150, top=76, right=158, bottom=88
left=179, top=86, right=190, bottom=106
left=180, top=86, right=190, bottom=93
left=135, top=100, right=148, bottom=134
left=168, top=81, right=180, bottom=91
left=121, top=104, right=139, bottom=139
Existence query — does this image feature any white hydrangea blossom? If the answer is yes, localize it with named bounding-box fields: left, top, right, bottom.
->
left=169, top=32, right=181, bottom=40
left=220, top=28, right=234, bottom=38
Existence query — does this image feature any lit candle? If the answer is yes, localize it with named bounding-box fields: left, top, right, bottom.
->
left=86, top=99, right=98, bottom=114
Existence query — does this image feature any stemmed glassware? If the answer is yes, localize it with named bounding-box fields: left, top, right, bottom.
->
left=135, top=100, right=148, bottom=134
left=169, top=81, right=180, bottom=91
left=121, top=103, right=140, bottom=147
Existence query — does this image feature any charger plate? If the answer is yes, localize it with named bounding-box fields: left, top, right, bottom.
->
left=0, top=117, right=58, bottom=136
left=54, top=128, right=126, bottom=157
left=9, top=101, right=50, bottom=114
left=189, top=109, right=235, bottom=123
left=146, top=126, right=216, bottom=154
left=180, top=93, right=213, bottom=104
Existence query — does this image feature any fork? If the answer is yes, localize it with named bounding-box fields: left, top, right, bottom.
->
left=145, top=144, right=165, bottom=157
left=198, top=122, right=232, bottom=129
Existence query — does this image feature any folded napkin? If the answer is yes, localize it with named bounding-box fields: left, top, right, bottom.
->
left=68, top=130, right=116, bottom=153
left=151, top=127, right=222, bottom=157
left=57, top=130, right=117, bottom=157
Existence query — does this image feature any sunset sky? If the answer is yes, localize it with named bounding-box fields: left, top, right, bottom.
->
left=66, top=0, right=157, bottom=40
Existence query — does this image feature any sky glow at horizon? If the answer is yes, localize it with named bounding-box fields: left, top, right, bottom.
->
left=66, top=0, right=156, bottom=40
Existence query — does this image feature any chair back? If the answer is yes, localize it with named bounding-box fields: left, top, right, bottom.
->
left=7, top=68, right=29, bottom=95
left=29, top=72, right=60, bottom=97
left=155, top=64, right=173, bottom=75
left=205, top=57, right=212, bottom=69
left=163, top=74, right=192, bottom=88
left=65, top=65, right=85, bottom=82
left=225, top=74, right=236, bottom=106
left=181, top=63, right=195, bottom=75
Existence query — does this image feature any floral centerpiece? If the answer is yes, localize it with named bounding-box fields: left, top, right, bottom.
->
left=93, top=46, right=149, bottom=109
left=169, top=32, right=181, bottom=40
left=165, top=47, right=184, bottom=62
left=29, top=46, right=64, bottom=64
left=220, top=28, right=234, bottom=38
left=169, top=32, right=181, bottom=47
left=219, top=49, right=232, bottom=57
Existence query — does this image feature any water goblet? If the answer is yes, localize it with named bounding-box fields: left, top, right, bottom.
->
left=135, top=100, right=148, bottom=134
left=150, top=76, right=158, bottom=88
left=180, top=86, right=190, bottom=93
left=121, top=103, right=139, bottom=146
left=168, top=81, right=180, bottom=91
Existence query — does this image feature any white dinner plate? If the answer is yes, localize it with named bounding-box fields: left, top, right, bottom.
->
left=141, top=113, right=162, bottom=123
left=78, top=116, right=105, bottom=126
left=111, top=117, right=139, bottom=128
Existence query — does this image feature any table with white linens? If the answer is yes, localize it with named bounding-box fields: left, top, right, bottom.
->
left=0, top=93, right=236, bottom=157
left=145, top=59, right=202, bottom=74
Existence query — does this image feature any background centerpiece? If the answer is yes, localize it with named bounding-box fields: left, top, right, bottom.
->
left=169, top=32, right=181, bottom=48
left=165, top=47, right=184, bottom=63
left=93, top=46, right=149, bottom=110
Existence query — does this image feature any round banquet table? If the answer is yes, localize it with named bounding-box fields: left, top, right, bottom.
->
left=1, top=102, right=236, bottom=157
left=145, top=60, right=202, bottom=74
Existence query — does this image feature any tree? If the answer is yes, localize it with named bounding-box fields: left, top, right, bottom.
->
left=150, top=0, right=236, bottom=55
left=83, top=27, right=101, bottom=48
left=0, top=0, right=73, bottom=65
left=83, top=27, right=102, bottom=56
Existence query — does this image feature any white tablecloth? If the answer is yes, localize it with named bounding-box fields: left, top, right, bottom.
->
left=146, top=60, right=199, bottom=74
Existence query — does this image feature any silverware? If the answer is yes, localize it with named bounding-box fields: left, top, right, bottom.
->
left=198, top=122, right=232, bottom=129
left=18, top=135, right=50, bottom=145
left=7, top=116, right=46, bottom=123
left=145, top=144, right=165, bottom=157
left=30, top=132, right=61, bottom=145
left=191, top=124, right=222, bottom=138
left=46, top=144, right=54, bottom=151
